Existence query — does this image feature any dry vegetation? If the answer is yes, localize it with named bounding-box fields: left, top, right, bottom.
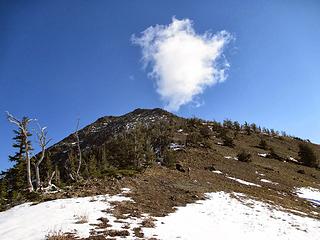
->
left=74, top=212, right=89, bottom=224
left=3, top=109, right=320, bottom=239
left=45, top=230, right=75, bottom=240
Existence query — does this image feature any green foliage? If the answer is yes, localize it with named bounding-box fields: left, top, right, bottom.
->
left=6, top=117, right=34, bottom=193
left=223, top=119, right=233, bottom=129
left=250, top=123, right=258, bottom=133
left=9, top=117, right=33, bottom=163
left=41, top=152, right=53, bottom=184
left=199, top=125, right=211, bottom=139
left=237, top=150, right=252, bottom=162
left=210, top=121, right=223, bottom=132
left=243, top=122, right=251, bottom=135
left=162, top=149, right=177, bottom=168
left=186, top=132, right=202, bottom=147
left=258, top=138, right=268, bottom=150
left=186, top=117, right=202, bottom=129
left=298, top=143, right=318, bottom=168
left=223, top=136, right=235, bottom=148
left=233, top=121, right=241, bottom=132
left=218, top=129, right=235, bottom=148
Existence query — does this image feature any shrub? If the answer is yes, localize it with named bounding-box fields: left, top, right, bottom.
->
left=237, top=150, right=251, bottom=162
left=298, top=143, right=318, bottom=168
left=162, top=149, right=177, bottom=168
left=258, top=138, right=268, bottom=150
left=223, top=136, right=235, bottom=148
left=199, top=125, right=211, bottom=139
left=141, top=217, right=156, bottom=228
left=74, top=212, right=89, bottom=224
left=218, top=129, right=235, bottom=148
left=268, top=148, right=282, bottom=160
left=186, top=132, right=202, bottom=146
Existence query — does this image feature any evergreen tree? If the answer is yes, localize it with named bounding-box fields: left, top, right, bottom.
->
left=42, top=152, right=53, bottom=183
left=223, top=119, right=233, bottom=129
left=233, top=121, right=241, bottom=132
left=250, top=123, right=257, bottom=133
left=298, top=143, right=318, bottom=168
left=243, top=122, right=251, bottom=135
left=87, top=154, right=99, bottom=177
left=258, top=138, right=268, bottom=150
left=237, top=150, right=252, bottom=162
left=8, top=115, right=34, bottom=192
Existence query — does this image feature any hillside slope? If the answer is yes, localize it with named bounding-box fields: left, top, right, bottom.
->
left=0, top=108, right=320, bottom=239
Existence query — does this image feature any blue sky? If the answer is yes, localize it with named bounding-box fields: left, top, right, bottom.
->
left=1, top=0, right=320, bottom=171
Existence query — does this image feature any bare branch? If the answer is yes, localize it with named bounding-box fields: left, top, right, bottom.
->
left=34, top=121, right=51, bottom=190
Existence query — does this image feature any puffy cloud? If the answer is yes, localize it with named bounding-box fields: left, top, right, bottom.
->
left=132, top=17, right=232, bottom=111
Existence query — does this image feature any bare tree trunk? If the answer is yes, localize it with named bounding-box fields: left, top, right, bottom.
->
left=35, top=163, right=41, bottom=190
left=25, top=143, right=34, bottom=192
left=75, top=119, right=82, bottom=177
left=48, top=171, right=55, bottom=186
left=35, top=124, right=51, bottom=191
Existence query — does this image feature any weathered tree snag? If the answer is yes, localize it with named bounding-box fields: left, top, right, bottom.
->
left=6, top=112, right=34, bottom=192
left=75, top=119, right=82, bottom=178
left=34, top=124, right=51, bottom=190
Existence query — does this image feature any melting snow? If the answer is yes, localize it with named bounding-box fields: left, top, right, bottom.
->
left=0, top=192, right=130, bottom=240
left=255, top=171, right=265, bottom=176
left=169, top=143, right=184, bottom=151
left=258, top=153, right=268, bottom=158
left=227, top=176, right=261, bottom=187
left=1, top=188, right=320, bottom=240
left=295, top=187, right=320, bottom=206
left=260, top=179, right=279, bottom=185
left=289, top=157, right=298, bottom=162
left=224, top=156, right=238, bottom=161
left=143, top=192, right=320, bottom=240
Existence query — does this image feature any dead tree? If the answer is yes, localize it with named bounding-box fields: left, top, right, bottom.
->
left=34, top=123, right=51, bottom=190
left=6, top=112, right=34, bottom=192
left=75, top=119, right=82, bottom=177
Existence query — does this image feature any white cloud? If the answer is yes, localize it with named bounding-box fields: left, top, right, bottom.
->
left=132, top=17, right=232, bottom=111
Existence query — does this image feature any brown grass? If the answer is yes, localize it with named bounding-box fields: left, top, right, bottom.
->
left=141, top=217, right=156, bottom=228
left=45, top=230, right=75, bottom=240
left=74, top=212, right=89, bottom=224
left=106, top=229, right=130, bottom=237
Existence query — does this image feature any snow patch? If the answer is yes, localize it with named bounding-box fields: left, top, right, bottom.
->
left=288, top=157, right=298, bottom=162
left=227, top=176, right=261, bottom=187
left=169, top=143, right=184, bottom=151
left=143, top=191, right=320, bottom=240
left=224, top=156, right=238, bottom=161
left=255, top=171, right=265, bottom=176
left=258, top=153, right=268, bottom=158
left=260, top=179, right=279, bottom=185
left=295, top=187, right=320, bottom=206
left=0, top=191, right=130, bottom=240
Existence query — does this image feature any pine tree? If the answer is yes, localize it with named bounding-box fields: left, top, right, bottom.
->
left=258, top=138, right=268, bottom=150
left=8, top=116, right=34, bottom=192
left=298, top=143, right=318, bottom=168
left=243, top=122, right=251, bottom=135
left=42, top=152, right=53, bottom=184
left=88, top=154, right=99, bottom=177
